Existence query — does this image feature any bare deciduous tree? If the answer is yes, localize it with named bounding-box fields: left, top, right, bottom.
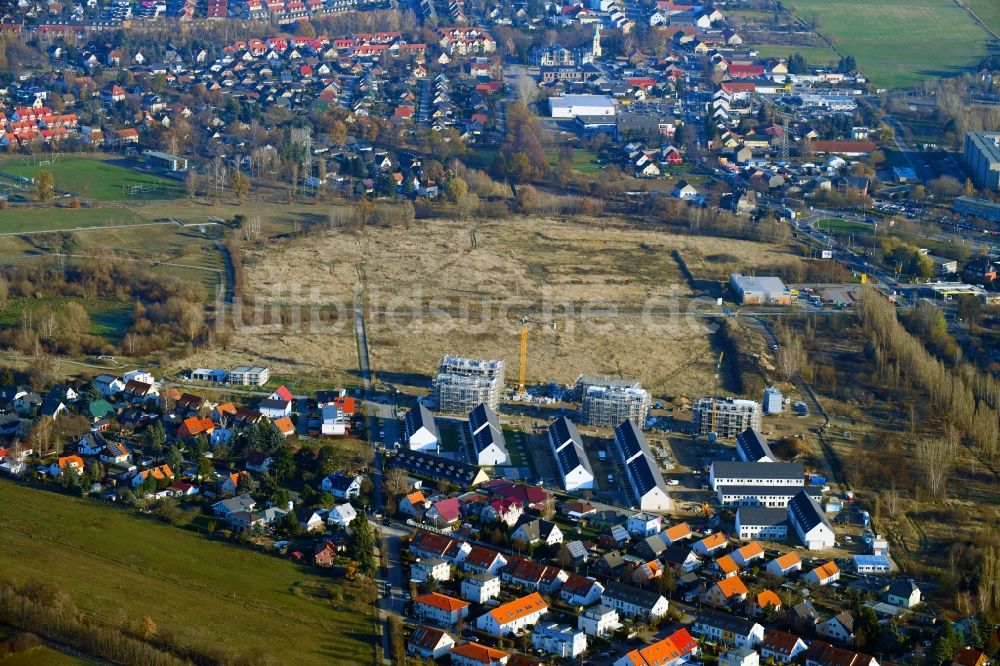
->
left=915, top=431, right=957, bottom=499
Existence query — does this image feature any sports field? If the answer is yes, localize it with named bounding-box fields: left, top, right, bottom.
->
left=0, top=155, right=182, bottom=201
left=0, top=480, right=375, bottom=665
left=790, top=0, right=994, bottom=88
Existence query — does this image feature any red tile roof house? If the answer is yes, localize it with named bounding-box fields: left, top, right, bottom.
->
left=461, top=545, right=508, bottom=575
left=413, top=592, right=470, bottom=625
left=409, top=530, right=472, bottom=563
left=762, top=629, right=809, bottom=664
left=427, top=497, right=462, bottom=527
left=408, top=625, right=455, bottom=660
left=501, top=557, right=568, bottom=593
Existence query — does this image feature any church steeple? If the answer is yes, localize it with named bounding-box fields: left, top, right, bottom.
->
left=592, top=24, right=602, bottom=58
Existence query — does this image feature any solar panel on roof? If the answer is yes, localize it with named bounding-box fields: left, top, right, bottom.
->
left=615, top=421, right=644, bottom=461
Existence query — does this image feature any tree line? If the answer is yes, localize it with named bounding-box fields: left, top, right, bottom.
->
left=857, top=285, right=1000, bottom=469
left=0, top=255, right=207, bottom=358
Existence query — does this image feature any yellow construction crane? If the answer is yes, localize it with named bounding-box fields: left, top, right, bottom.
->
left=518, top=316, right=557, bottom=393
left=711, top=351, right=724, bottom=437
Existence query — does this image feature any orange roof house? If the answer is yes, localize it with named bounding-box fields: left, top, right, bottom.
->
left=694, top=531, right=728, bottom=555
left=756, top=589, right=782, bottom=610
left=451, top=642, right=508, bottom=664
left=953, top=648, right=990, bottom=666
left=54, top=455, right=85, bottom=475
left=478, top=592, right=548, bottom=635
left=767, top=551, right=803, bottom=576
left=734, top=541, right=765, bottom=566
left=272, top=416, right=295, bottom=436
left=806, top=561, right=840, bottom=586
left=179, top=416, right=215, bottom=438
left=715, top=554, right=739, bottom=577
left=620, top=628, right=699, bottom=666
left=665, top=522, right=692, bottom=543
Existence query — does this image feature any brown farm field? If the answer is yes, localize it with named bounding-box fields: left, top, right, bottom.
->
left=189, top=216, right=797, bottom=396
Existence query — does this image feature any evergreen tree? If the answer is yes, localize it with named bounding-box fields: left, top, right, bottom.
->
left=144, top=421, right=166, bottom=455
left=349, top=511, right=377, bottom=576
left=930, top=621, right=959, bottom=665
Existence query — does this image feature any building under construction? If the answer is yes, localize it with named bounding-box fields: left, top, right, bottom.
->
left=691, top=397, right=762, bottom=439
left=435, top=356, right=506, bottom=413
left=580, top=383, right=651, bottom=428
left=572, top=375, right=642, bottom=401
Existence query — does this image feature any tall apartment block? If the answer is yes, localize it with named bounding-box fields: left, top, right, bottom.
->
left=691, top=397, right=762, bottom=439
left=964, top=132, right=1000, bottom=191
left=435, top=356, right=506, bottom=413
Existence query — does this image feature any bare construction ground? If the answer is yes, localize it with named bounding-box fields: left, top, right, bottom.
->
left=186, top=216, right=796, bottom=395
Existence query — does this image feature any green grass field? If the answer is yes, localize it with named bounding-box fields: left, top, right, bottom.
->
left=817, top=218, right=872, bottom=234
left=753, top=45, right=840, bottom=66
left=790, top=0, right=994, bottom=87
left=966, top=0, right=1000, bottom=36
left=0, top=207, right=149, bottom=233
left=0, top=480, right=375, bottom=665
left=0, top=155, right=182, bottom=201
left=545, top=149, right=603, bottom=175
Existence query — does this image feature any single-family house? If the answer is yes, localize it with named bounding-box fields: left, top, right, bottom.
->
left=817, top=611, right=855, bottom=644
left=805, top=561, right=840, bottom=586
left=408, top=625, right=455, bottom=660
left=321, top=472, right=362, bottom=499
left=427, top=497, right=462, bottom=527
left=450, top=642, right=508, bottom=666
left=327, top=502, right=358, bottom=528
left=766, top=551, right=803, bottom=578
left=885, top=580, right=921, bottom=608
left=704, top=576, right=749, bottom=607
left=694, top=532, right=729, bottom=556
left=560, top=574, right=605, bottom=606
left=511, top=518, right=563, bottom=546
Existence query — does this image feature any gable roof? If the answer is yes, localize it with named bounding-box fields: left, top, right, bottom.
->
left=772, top=551, right=802, bottom=570
left=753, top=588, right=783, bottom=611
left=405, top=403, right=439, bottom=439
left=698, top=532, right=728, bottom=550
left=716, top=575, right=748, bottom=598
left=430, top=497, right=461, bottom=522
left=696, top=608, right=758, bottom=635
left=488, top=592, right=547, bottom=625
left=716, top=554, right=739, bottom=575
left=413, top=591, right=469, bottom=613
left=736, top=541, right=764, bottom=560
left=451, top=642, right=508, bottom=663
left=763, top=629, right=803, bottom=654
left=810, top=561, right=840, bottom=581
left=665, top=522, right=692, bottom=541
left=789, top=490, right=834, bottom=533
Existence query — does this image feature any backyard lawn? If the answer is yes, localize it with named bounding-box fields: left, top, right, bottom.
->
left=0, top=480, right=375, bottom=666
